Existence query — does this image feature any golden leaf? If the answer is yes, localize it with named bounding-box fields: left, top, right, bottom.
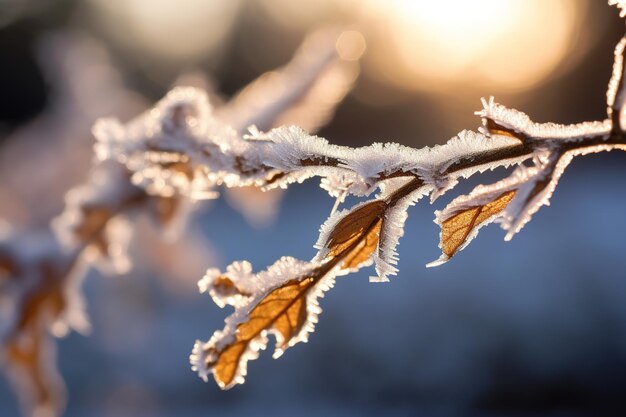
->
left=4, top=262, right=68, bottom=417
left=440, top=191, right=516, bottom=259
left=325, top=200, right=386, bottom=270
left=6, top=325, right=64, bottom=417
left=341, top=217, right=383, bottom=269
left=210, top=277, right=315, bottom=388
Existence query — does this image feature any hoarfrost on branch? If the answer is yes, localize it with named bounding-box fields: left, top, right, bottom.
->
left=2, top=2, right=626, bottom=415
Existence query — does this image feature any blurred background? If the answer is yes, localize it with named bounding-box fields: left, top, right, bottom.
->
left=1, top=0, right=626, bottom=416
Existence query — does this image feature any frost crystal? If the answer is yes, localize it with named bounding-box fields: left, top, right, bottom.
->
left=502, top=145, right=626, bottom=240
left=191, top=257, right=337, bottom=388
left=6, top=2, right=626, bottom=406
left=478, top=96, right=611, bottom=141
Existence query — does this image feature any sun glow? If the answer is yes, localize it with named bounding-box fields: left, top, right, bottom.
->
left=366, top=0, right=585, bottom=91
left=87, top=0, right=588, bottom=93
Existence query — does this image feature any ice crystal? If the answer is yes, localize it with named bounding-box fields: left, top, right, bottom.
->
left=191, top=256, right=336, bottom=388
left=5, top=2, right=626, bottom=412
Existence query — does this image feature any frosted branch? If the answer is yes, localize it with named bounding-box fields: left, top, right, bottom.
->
left=3, top=1, right=626, bottom=411
left=1, top=27, right=365, bottom=416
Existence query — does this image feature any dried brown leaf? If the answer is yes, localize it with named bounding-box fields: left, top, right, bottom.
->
left=440, top=190, right=516, bottom=259
left=326, top=200, right=386, bottom=269
left=210, top=277, right=315, bottom=387
left=341, top=217, right=383, bottom=270
left=6, top=321, right=64, bottom=417
left=3, top=260, right=69, bottom=417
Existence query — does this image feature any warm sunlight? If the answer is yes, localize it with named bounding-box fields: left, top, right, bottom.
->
left=366, top=0, right=585, bottom=91
left=87, top=0, right=587, bottom=92
left=3, top=1, right=626, bottom=416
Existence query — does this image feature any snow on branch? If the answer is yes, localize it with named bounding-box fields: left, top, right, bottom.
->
left=3, top=1, right=626, bottom=413
left=92, top=4, right=626, bottom=389
left=108, top=84, right=626, bottom=385
left=0, top=229, right=89, bottom=417
left=98, top=10, right=626, bottom=388
left=1, top=28, right=364, bottom=417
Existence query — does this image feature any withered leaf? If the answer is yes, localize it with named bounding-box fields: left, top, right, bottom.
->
left=210, top=277, right=315, bottom=388
left=4, top=261, right=68, bottom=417
left=440, top=190, right=516, bottom=259
left=341, top=217, right=383, bottom=270
left=69, top=189, right=145, bottom=262
left=6, top=321, right=64, bottom=417
left=326, top=200, right=386, bottom=270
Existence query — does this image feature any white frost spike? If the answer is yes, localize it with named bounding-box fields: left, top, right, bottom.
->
left=431, top=143, right=626, bottom=263
left=199, top=261, right=256, bottom=308
left=253, top=126, right=524, bottom=201
left=93, top=86, right=252, bottom=201
left=503, top=144, right=626, bottom=240
left=344, top=130, right=522, bottom=186
left=499, top=164, right=557, bottom=241
left=94, top=87, right=215, bottom=164
left=314, top=179, right=430, bottom=283
left=320, top=173, right=363, bottom=201
left=255, top=125, right=336, bottom=173
left=429, top=168, right=526, bottom=267
left=110, top=98, right=526, bottom=206
left=157, top=87, right=212, bottom=138
left=191, top=256, right=338, bottom=388
left=477, top=96, right=611, bottom=141
left=372, top=184, right=430, bottom=282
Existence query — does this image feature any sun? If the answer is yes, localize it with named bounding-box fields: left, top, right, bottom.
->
left=366, top=0, right=585, bottom=92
